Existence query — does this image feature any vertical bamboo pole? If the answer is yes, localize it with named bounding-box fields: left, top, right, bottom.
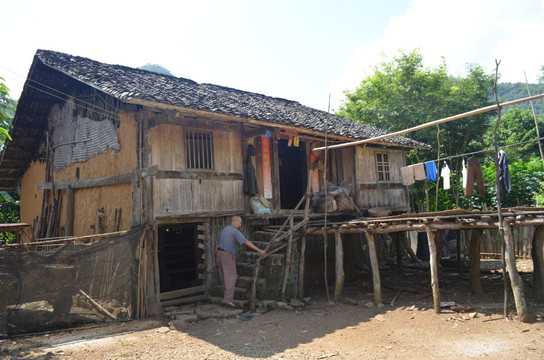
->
left=334, top=230, right=345, bottom=301
left=298, top=169, right=313, bottom=299
left=364, top=232, right=382, bottom=305
left=469, top=229, right=483, bottom=295
left=280, top=218, right=294, bottom=302
left=503, top=220, right=530, bottom=322
left=425, top=227, right=441, bottom=313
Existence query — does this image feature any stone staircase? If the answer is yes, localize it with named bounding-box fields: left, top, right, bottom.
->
left=210, top=229, right=300, bottom=311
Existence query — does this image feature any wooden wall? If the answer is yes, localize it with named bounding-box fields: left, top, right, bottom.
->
left=151, top=123, right=244, bottom=216
left=355, top=146, right=409, bottom=210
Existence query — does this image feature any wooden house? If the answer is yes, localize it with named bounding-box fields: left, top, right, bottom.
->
left=0, top=50, right=428, bottom=314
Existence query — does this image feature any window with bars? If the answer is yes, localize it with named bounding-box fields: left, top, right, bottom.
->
left=376, top=152, right=391, bottom=182
left=185, top=130, right=214, bottom=170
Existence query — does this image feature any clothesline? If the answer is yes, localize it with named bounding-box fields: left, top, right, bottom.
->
left=412, top=135, right=544, bottom=166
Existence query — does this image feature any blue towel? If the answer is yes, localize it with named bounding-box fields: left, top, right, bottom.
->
left=425, top=161, right=438, bottom=181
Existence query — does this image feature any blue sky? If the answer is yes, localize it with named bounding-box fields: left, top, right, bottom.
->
left=1, top=0, right=543, bottom=112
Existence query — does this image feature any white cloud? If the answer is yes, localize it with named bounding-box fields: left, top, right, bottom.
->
left=330, top=0, right=544, bottom=110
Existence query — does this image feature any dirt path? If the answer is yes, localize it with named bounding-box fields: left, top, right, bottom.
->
left=3, top=262, right=544, bottom=359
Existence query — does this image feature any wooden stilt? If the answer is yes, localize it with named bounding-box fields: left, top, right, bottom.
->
left=425, top=227, right=441, bottom=313
left=334, top=231, right=344, bottom=301
left=365, top=232, right=382, bottom=305
left=533, top=226, right=544, bottom=303
left=503, top=220, right=530, bottom=322
left=469, top=229, right=483, bottom=295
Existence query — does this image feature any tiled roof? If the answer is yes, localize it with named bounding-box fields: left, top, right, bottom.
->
left=36, top=50, right=428, bottom=148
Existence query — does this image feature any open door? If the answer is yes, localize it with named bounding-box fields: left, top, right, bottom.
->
left=158, top=223, right=202, bottom=293
left=278, top=139, right=307, bottom=209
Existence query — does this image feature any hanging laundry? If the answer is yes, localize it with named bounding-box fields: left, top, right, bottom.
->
left=462, top=158, right=467, bottom=189
left=425, top=161, right=438, bottom=181
left=498, top=150, right=512, bottom=196
left=412, top=163, right=426, bottom=181
left=441, top=162, right=451, bottom=190
left=400, top=166, right=415, bottom=185
left=465, top=156, right=485, bottom=197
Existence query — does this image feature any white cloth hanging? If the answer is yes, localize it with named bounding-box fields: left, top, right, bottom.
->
left=462, top=158, right=467, bottom=189
left=441, top=162, right=451, bottom=190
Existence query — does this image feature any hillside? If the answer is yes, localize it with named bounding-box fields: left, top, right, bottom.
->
left=496, top=82, right=544, bottom=113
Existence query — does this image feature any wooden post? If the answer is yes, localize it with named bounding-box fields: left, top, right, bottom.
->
left=469, top=229, right=483, bottom=295
left=503, top=220, right=530, bottom=322
left=365, top=232, right=382, bottom=305
left=65, top=186, right=74, bottom=236
left=532, top=226, right=544, bottom=302
left=334, top=230, right=345, bottom=301
left=280, top=218, right=294, bottom=302
left=425, top=227, right=441, bottom=313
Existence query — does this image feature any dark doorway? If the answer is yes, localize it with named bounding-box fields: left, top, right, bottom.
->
left=278, top=139, right=307, bottom=209
left=158, top=223, right=202, bottom=293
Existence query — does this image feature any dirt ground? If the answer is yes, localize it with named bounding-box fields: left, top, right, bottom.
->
left=2, top=259, right=544, bottom=360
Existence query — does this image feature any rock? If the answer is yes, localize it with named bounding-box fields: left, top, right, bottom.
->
left=343, top=298, right=359, bottom=306
left=303, top=297, right=312, bottom=304
left=468, top=312, right=478, bottom=319
left=289, top=298, right=305, bottom=308
left=277, top=303, right=294, bottom=311
left=194, top=304, right=242, bottom=319
left=176, top=314, right=199, bottom=323
left=363, top=301, right=375, bottom=308
left=168, top=320, right=186, bottom=331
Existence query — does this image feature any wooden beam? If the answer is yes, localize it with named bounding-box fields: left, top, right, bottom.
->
left=155, top=170, right=243, bottom=181
left=469, top=229, right=483, bottom=295
left=158, top=285, right=206, bottom=301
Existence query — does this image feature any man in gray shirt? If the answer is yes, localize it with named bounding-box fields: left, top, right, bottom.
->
left=216, top=215, right=265, bottom=308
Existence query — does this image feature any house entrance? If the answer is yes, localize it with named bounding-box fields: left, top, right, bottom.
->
left=278, top=139, right=307, bottom=209
left=157, top=223, right=203, bottom=293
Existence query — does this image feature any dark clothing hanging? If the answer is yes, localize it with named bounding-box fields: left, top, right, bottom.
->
left=465, top=156, right=485, bottom=197
left=498, top=150, right=512, bottom=196
left=243, top=145, right=259, bottom=196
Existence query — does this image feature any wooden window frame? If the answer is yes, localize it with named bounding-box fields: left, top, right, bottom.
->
left=185, top=129, right=214, bottom=170
left=375, top=152, right=391, bottom=182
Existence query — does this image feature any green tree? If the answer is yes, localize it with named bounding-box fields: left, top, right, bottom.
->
left=0, top=77, right=19, bottom=243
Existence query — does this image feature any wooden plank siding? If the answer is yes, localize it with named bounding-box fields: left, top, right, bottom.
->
left=355, top=146, right=409, bottom=210
left=151, top=123, right=244, bottom=216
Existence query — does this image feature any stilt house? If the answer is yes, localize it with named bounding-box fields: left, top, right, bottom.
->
left=0, top=50, right=428, bottom=314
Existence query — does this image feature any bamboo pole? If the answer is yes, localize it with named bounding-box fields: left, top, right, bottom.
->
left=425, top=227, right=441, bottom=313
left=250, top=195, right=307, bottom=311
left=503, top=220, right=530, bottom=322
left=280, top=217, right=294, bottom=302
left=298, top=169, right=313, bottom=299
left=364, top=232, right=382, bottom=305
left=524, top=72, right=544, bottom=169
left=334, top=230, right=345, bottom=301
left=313, top=92, right=544, bottom=152
left=533, top=226, right=544, bottom=302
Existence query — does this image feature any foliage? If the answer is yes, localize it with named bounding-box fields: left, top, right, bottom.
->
left=138, top=64, right=174, bottom=76
left=480, top=157, right=544, bottom=208
left=0, top=191, right=21, bottom=243
left=495, top=82, right=544, bottom=113
left=0, top=77, right=14, bottom=141
left=338, top=50, right=495, bottom=208
left=476, top=108, right=544, bottom=162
